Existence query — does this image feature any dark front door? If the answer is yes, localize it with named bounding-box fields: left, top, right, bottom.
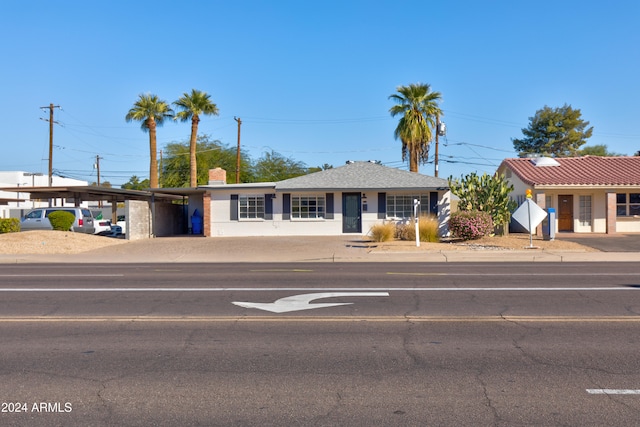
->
left=342, top=193, right=361, bottom=233
left=558, top=195, right=574, bottom=231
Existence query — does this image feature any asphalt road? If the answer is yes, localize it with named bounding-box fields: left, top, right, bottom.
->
left=1, top=263, right=640, bottom=426
left=556, top=232, right=640, bottom=252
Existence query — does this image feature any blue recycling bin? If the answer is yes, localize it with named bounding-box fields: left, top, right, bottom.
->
left=191, top=209, right=203, bottom=235
left=543, top=208, right=556, bottom=240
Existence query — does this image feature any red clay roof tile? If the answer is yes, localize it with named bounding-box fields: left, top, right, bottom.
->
left=500, top=156, right=640, bottom=186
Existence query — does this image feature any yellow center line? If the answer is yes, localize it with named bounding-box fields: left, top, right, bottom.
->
left=1, top=316, right=639, bottom=323
left=386, top=272, right=448, bottom=276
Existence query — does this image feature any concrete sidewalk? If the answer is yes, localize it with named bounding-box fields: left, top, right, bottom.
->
left=1, top=235, right=639, bottom=263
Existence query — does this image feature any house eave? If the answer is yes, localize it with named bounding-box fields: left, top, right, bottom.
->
left=201, top=182, right=276, bottom=191
left=533, top=184, right=640, bottom=190
left=274, top=186, right=450, bottom=192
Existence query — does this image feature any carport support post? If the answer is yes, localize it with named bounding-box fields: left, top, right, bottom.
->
left=111, top=199, right=118, bottom=224
left=151, top=193, right=156, bottom=238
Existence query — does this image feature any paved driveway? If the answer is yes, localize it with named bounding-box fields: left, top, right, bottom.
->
left=556, top=233, right=640, bottom=252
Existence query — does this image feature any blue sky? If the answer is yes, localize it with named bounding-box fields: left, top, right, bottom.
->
left=1, top=0, right=638, bottom=187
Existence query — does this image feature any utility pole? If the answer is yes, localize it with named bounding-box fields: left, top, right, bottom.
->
left=40, top=103, right=61, bottom=187
left=234, top=117, right=242, bottom=183
left=94, top=155, right=103, bottom=207
left=95, top=155, right=102, bottom=186
left=434, top=114, right=446, bottom=177
left=434, top=114, right=440, bottom=177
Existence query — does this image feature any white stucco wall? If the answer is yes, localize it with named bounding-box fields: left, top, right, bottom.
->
left=617, top=219, right=640, bottom=232
left=208, top=189, right=451, bottom=237
left=542, top=190, right=606, bottom=233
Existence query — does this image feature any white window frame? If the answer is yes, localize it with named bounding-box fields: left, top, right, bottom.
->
left=239, top=195, right=265, bottom=219
left=386, top=194, right=429, bottom=219
left=291, top=195, right=325, bottom=219
left=579, top=195, right=592, bottom=227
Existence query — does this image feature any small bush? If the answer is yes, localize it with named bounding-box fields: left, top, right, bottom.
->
left=48, top=210, right=75, bottom=231
left=369, top=222, right=395, bottom=242
left=0, top=218, right=20, bottom=233
left=449, top=210, right=493, bottom=241
left=397, top=215, right=440, bottom=242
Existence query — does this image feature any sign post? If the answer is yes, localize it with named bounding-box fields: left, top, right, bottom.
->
left=512, top=189, right=547, bottom=249
left=414, top=199, right=420, bottom=247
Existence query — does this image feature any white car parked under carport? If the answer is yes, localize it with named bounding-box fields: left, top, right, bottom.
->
left=93, top=218, right=112, bottom=235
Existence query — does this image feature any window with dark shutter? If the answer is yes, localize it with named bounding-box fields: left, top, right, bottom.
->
left=325, top=193, right=334, bottom=219
left=264, top=194, right=274, bottom=220
left=230, top=194, right=239, bottom=220
left=377, top=192, right=386, bottom=219
left=282, top=193, right=291, bottom=220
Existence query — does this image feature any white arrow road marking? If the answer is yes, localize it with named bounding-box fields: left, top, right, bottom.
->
left=232, top=292, right=389, bottom=313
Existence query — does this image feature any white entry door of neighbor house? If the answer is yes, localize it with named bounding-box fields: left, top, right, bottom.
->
left=342, top=193, right=361, bottom=233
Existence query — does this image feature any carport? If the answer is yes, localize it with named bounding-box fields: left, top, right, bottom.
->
left=147, top=187, right=208, bottom=236
left=1, top=186, right=187, bottom=239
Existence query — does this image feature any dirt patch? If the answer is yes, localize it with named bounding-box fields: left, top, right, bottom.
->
left=0, top=231, right=597, bottom=256
left=369, top=234, right=598, bottom=252
left=0, top=230, right=127, bottom=254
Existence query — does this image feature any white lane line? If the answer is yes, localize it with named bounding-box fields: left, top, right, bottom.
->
left=387, top=272, right=640, bottom=276
left=0, top=287, right=637, bottom=292
left=587, top=389, right=640, bottom=395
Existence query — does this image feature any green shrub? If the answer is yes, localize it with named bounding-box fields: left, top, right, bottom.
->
left=48, top=210, right=76, bottom=231
left=368, top=222, right=396, bottom=242
left=448, top=210, right=493, bottom=240
left=0, top=218, right=20, bottom=233
left=397, top=215, right=440, bottom=242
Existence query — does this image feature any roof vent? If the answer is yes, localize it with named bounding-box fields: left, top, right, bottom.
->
left=345, top=160, right=355, bottom=164
left=530, top=157, right=560, bottom=167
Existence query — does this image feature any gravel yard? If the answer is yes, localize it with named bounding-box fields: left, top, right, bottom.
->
left=371, top=234, right=598, bottom=252
left=0, top=230, right=127, bottom=254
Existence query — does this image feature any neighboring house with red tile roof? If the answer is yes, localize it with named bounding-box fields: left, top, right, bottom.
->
left=497, top=156, right=640, bottom=234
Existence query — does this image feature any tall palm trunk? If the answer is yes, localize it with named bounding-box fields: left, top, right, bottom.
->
left=189, top=116, right=200, bottom=187
left=409, top=148, right=419, bottom=172
left=147, top=118, right=158, bottom=188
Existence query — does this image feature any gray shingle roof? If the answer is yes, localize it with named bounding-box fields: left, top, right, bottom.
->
left=276, top=161, right=449, bottom=191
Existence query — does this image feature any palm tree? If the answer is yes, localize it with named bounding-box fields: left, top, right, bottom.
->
left=125, top=94, right=174, bottom=188
left=389, top=83, right=442, bottom=172
left=173, top=89, right=220, bottom=187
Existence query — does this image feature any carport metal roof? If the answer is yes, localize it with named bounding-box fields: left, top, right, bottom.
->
left=0, top=186, right=186, bottom=203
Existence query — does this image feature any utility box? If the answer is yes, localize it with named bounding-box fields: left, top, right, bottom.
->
left=543, top=208, right=556, bottom=241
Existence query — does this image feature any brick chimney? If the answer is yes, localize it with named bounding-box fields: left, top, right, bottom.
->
left=208, top=168, right=227, bottom=185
